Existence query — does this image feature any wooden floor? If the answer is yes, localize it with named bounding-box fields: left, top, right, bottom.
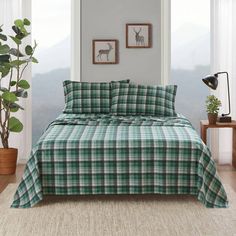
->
left=0, top=165, right=25, bottom=193
left=0, top=164, right=236, bottom=194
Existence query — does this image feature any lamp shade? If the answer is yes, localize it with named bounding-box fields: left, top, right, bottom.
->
left=202, top=75, right=218, bottom=90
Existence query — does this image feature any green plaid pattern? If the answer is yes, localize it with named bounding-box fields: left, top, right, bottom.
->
left=63, top=80, right=129, bottom=114
left=11, top=114, right=228, bottom=208
left=111, top=83, right=177, bottom=116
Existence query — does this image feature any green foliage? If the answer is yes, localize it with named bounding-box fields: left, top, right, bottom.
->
left=25, top=45, right=33, bottom=55
left=8, top=117, right=23, bottom=132
left=0, top=18, right=37, bottom=148
left=14, top=19, right=24, bottom=28
left=23, top=18, right=30, bottom=26
left=0, top=55, right=10, bottom=63
left=205, top=95, right=222, bottom=114
left=0, top=34, right=7, bottom=41
left=9, top=48, right=24, bottom=57
left=13, top=89, right=28, bottom=98
left=17, top=80, right=30, bottom=89
left=10, top=59, right=27, bottom=67
left=0, top=45, right=10, bottom=54
left=2, top=91, right=18, bottom=103
left=31, top=57, right=38, bottom=63
left=10, top=36, right=21, bottom=45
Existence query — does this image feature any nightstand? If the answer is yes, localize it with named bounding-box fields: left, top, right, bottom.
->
left=200, top=120, right=236, bottom=168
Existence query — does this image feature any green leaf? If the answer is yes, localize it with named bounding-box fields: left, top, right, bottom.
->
left=10, top=60, right=26, bottom=67
left=13, top=89, right=28, bottom=98
left=9, top=48, right=24, bottom=57
left=16, top=33, right=25, bottom=40
left=9, top=36, right=21, bottom=45
left=0, top=44, right=10, bottom=54
left=9, top=102, right=24, bottom=110
left=10, top=81, right=17, bottom=86
left=10, top=107, right=19, bottom=113
left=2, top=91, right=18, bottom=103
left=8, top=117, right=23, bottom=133
left=23, top=18, right=31, bottom=26
left=25, top=45, right=33, bottom=55
left=31, top=57, right=38, bottom=63
left=17, top=80, right=30, bottom=89
left=0, top=55, right=10, bottom=63
left=0, top=65, right=10, bottom=78
left=14, top=19, right=24, bottom=28
left=14, top=20, right=28, bottom=35
left=19, top=26, right=28, bottom=35
left=0, top=34, right=7, bottom=41
left=12, top=26, right=20, bottom=35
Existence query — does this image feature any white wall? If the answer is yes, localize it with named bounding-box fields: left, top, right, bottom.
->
left=81, top=0, right=162, bottom=85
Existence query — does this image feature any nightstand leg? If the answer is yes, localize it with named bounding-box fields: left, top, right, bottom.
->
left=233, top=128, right=236, bottom=168
left=201, top=126, right=207, bottom=144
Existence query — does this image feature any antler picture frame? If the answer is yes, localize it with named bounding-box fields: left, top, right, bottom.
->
left=126, top=23, right=152, bottom=48
left=93, top=39, right=119, bottom=64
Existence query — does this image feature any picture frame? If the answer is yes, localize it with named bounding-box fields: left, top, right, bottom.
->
left=93, top=39, right=118, bottom=64
left=126, top=23, right=152, bottom=48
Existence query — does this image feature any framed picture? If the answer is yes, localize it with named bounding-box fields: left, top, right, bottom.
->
left=93, top=40, right=118, bottom=64
left=126, top=23, right=152, bottom=48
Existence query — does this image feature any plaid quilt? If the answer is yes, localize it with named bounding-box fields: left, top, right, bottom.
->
left=11, top=114, right=228, bottom=208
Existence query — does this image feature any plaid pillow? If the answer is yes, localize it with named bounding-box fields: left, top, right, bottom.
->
left=63, top=80, right=129, bottom=114
left=111, top=83, right=177, bottom=116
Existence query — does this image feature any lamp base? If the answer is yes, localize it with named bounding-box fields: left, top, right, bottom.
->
left=218, top=116, right=232, bottom=123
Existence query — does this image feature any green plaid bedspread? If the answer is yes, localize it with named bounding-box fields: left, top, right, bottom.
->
left=11, top=114, right=228, bottom=208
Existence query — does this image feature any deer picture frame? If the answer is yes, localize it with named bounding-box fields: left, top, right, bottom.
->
left=93, top=40, right=119, bottom=64
left=126, top=23, right=152, bottom=48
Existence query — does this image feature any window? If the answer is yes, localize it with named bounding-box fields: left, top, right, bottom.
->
left=32, top=0, right=71, bottom=145
left=171, top=0, right=210, bottom=132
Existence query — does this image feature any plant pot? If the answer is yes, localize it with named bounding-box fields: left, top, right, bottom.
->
left=0, top=148, right=18, bottom=175
left=208, top=113, right=218, bottom=125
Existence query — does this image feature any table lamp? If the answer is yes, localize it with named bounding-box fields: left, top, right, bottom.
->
left=202, top=72, right=231, bottom=123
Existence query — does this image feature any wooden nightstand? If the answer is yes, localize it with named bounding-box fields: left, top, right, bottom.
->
left=200, top=120, right=236, bottom=168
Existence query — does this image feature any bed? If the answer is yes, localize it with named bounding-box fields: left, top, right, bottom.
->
left=12, top=81, right=228, bottom=208
left=11, top=113, right=228, bottom=208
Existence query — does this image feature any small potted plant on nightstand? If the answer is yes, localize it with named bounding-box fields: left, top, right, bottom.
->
left=0, top=19, right=38, bottom=175
left=205, top=95, right=222, bottom=125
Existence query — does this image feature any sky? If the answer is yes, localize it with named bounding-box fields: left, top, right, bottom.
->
left=32, top=0, right=71, bottom=49
left=171, top=0, right=210, bottom=32
left=32, top=0, right=210, bottom=48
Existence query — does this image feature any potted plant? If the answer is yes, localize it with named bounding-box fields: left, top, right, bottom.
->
left=0, top=19, right=38, bottom=174
left=205, top=95, right=222, bottom=125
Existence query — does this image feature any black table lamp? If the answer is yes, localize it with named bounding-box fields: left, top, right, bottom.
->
left=202, top=72, right=231, bottom=123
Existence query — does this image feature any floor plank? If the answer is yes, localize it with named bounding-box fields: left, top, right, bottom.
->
left=0, top=164, right=25, bottom=193
left=0, top=164, right=235, bottom=193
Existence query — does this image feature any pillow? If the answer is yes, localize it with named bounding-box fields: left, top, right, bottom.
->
left=111, top=83, right=177, bottom=116
left=63, top=79, right=129, bottom=114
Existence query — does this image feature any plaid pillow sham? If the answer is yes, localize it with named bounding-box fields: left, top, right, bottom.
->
left=111, top=82, right=177, bottom=116
left=63, top=80, right=129, bottom=114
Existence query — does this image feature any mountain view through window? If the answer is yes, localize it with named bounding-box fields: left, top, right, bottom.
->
left=171, top=0, right=210, bottom=132
left=32, top=0, right=71, bottom=145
